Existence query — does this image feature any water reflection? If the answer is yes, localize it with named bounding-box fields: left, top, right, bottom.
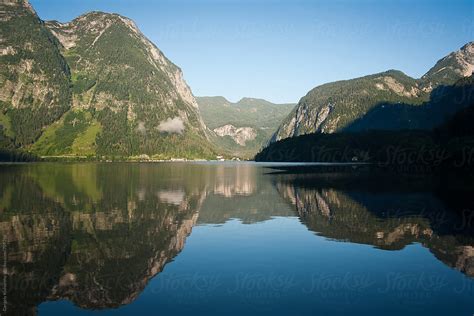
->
left=0, top=164, right=206, bottom=314
left=274, top=173, right=474, bottom=276
left=0, top=163, right=473, bottom=314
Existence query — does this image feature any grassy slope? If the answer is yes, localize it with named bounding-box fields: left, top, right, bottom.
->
left=31, top=109, right=100, bottom=156
left=0, top=111, right=14, bottom=138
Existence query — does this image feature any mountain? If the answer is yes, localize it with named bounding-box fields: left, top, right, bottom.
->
left=255, top=75, right=474, bottom=168
left=273, top=42, right=474, bottom=142
left=421, top=42, right=474, bottom=89
left=197, top=96, right=294, bottom=158
left=346, top=74, right=474, bottom=131
left=0, top=0, right=215, bottom=159
left=0, top=0, right=71, bottom=146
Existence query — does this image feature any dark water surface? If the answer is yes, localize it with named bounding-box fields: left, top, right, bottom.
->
left=0, top=162, right=473, bottom=315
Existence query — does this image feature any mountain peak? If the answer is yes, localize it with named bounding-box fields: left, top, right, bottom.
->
left=1, top=0, right=36, bottom=15
left=66, top=10, right=140, bottom=33
left=461, top=41, right=474, bottom=52
left=236, top=97, right=274, bottom=107
left=422, top=41, right=474, bottom=88
left=238, top=97, right=264, bottom=102
left=196, top=96, right=231, bottom=106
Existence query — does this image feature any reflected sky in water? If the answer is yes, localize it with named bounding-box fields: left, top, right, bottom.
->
left=0, top=162, right=473, bottom=315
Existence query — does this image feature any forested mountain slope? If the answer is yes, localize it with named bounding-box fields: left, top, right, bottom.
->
left=273, top=42, right=474, bottom=142
left=0, top=0, right=215, bottom=159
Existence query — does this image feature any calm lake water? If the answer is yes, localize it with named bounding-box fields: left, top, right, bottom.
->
left=1, top=162, right=473, bottom=315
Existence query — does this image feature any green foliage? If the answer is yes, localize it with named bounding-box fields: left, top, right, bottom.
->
left=8, top=106, right=68, bottom=146
left=276, top=49, right=473, bottom=140
left=198, top=96, right=294, bottom=157
left=71, top=72, right=96, bottom=94
left=95, top=108, right=135, bottom=156
left=256, top=130, right=439, bottom=163
left=31, top=110, right=95, bottom=155
left=0, top=111, right=14, bottom=138
left=0, top=5, right=216, bottom=159
left=198, top=96, right=295, bottom=130
left=277, top=70, right=428, bottom=138
left=256, top=95, right=474, bottom=171
left=0, top=2, right=71, bottom=145
left=345, top=74, right=474, bottom=131
left=72, top=120, right=101, bottom=155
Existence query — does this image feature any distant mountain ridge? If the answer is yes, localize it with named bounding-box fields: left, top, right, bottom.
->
left=0, top=0, right=214, bottom=159
left=197, top=96, right=294, bottom=158
left=197, top=96, right=295, bottom=130
left=273, top=42, right=474, bottom=142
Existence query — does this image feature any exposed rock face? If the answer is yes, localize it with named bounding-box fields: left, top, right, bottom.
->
left=273, top=42, right=474, bottom=142
left=273, top=70, right=424, bottom=140
left=0, top=1, right=214, bottom=157
left=422, top=42, right=474, bottom=89
left=377, top=76, right=421, bottom=97
left=0, top=0, right=71, bottom=145
left=453, top=246, right=474, bottom=276
left=197, top=96, right=295, bottom=157
left=46, top=12, right=199, bottom=114
left=213, top=124, right=257, bottom=146
left=44, top=11, right=208, bottom=143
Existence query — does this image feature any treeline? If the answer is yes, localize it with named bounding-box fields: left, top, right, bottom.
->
left=255, top=105, right=474, bottom=172
left=258, top=74, right=474, bottom=172
left=0, top=149, right=39, bottom=162
left=0, top=3, right=71, bottom=146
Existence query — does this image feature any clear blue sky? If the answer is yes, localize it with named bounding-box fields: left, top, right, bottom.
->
left=31, top=0, right=473, bottom=103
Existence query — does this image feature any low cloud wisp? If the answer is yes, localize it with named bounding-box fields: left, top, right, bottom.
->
left=157, top=117, right=185, bottom=134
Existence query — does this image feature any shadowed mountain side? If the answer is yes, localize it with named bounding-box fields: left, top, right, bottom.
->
left=256, top=130, right=440, bottom=164
left=273, top=173, right=474, bottom=277
left=273, top=42, right=473, bottom=142
left=344, top=75, right=474, bottom=132
left=255, top=76, right=474, bottom=171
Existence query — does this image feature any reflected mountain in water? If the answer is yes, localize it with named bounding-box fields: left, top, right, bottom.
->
left=198, top=164, right=294, bottom=224
left=0, top=163, right=293, bottom=314
left=1, top=163, right=474, bottom=314
left=273, top=173, right=474, bottom=277
left=0, top=164, right=205, bottom=314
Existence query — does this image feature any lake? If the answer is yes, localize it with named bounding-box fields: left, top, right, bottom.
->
left=0, top=162, right=473, bottom=315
